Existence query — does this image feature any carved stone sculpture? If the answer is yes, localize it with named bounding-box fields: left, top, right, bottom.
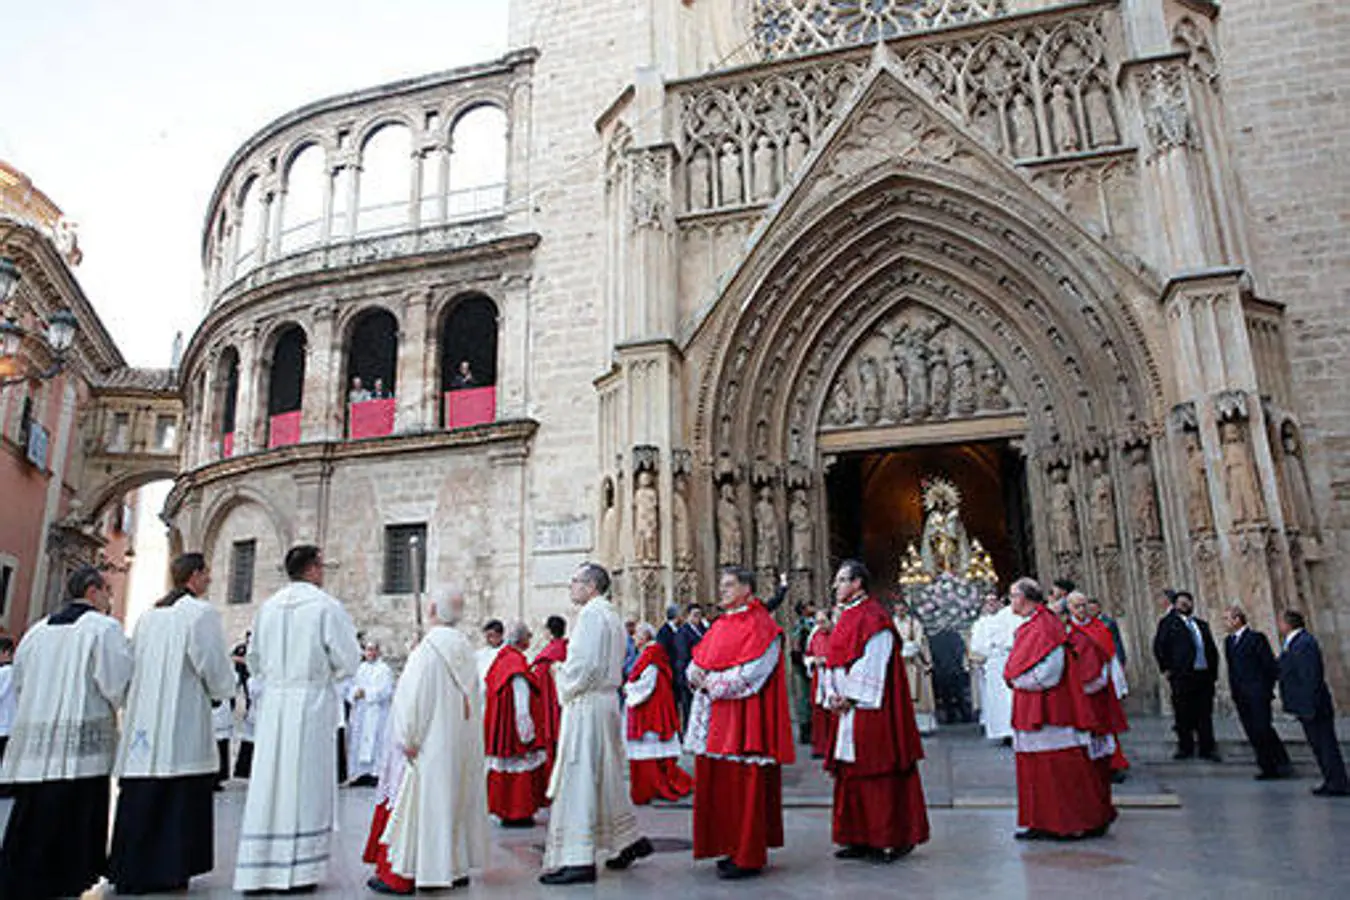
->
left=1084, top=81, right=1118, bottom=148
left=979, top=364, right=1010, bottom=411
left=1050, top=465, right=1080, bottom=556
left=1010, top=92, right=1037, bottom=158
left=1220, top=420, right=1264, bottom=525
left=752, top=135, right=776, bottom=201
left=951, top=345, right=976, bottom=416
left=598, top=481, right=621, bottom=570
left=688, top=147, right=712, bottom=210
left=1088, top=455, right=1118, bottom=549
left=825, top=376, right=855, bottom=427
left=1279, top=425, right=1315, bottom=534
left=1049, top=83, right=1080, bottom=153
left=716, top=481, right=744, bottom=565
left=754, top=486, right=780, bottom=571
left=785, top=129, right=808, bottom=174
left=788, top=488, right=813, bottom=570
left=929, top=346, right=951, bottom=418
left=1141, top=63, right=1195, bottom=153
left=895, top=333, right=930, bottom=419
left=672, top=475, right=693, bottom=567
left=718, top=140, right=743, bottom=206
left=633, top=470, right=660, bottom=563
left=1182, top=430, right=1213, bottom=532
left=1127, top=443, right=1162, bottom=540
left=858, top=355, right=883, bottom=424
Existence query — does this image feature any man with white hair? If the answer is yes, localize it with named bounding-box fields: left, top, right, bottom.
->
left=484, top=620, right=547, bottom=827
left=365, top=590, right=487, bottom=894
left=540, top=563, right=652, bottom=885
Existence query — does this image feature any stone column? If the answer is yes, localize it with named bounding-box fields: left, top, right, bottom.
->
left=625, top=144, right=678, bottom=340
left=303, top=303, right=337, bottom=442
left=395, top=288, right=431, bottom=433
left=319, top=158, right=336, bottom=244
left=496, top=273, right=532, bottom=420
left=234, top=326, right=260, bottom=453
left=488, top=444, right=529, bottom=621
left=195, top=352, right=217, bottom=467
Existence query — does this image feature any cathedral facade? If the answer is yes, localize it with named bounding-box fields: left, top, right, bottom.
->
left=167, top=0, right=1350, bottom=706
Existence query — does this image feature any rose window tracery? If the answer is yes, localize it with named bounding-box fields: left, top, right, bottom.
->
left=754, top=0, right=1007, bottom=60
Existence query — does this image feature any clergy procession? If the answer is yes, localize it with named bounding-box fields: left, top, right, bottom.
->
left=0, top=540, right=1343, bottom=897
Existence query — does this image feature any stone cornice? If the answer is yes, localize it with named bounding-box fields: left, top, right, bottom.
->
left=164, top=418, right=539, bottom=520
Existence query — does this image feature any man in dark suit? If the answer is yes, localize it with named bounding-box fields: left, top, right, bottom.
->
left=1223, top=606, right=1292, bottom=780
left=1277, top=610, right=1349, bottom=796
left=656, top=604, right=681, bottom=667
left=1152, top=590, right=1221, bottom=761
left=673, top=604, right=708, bottom=726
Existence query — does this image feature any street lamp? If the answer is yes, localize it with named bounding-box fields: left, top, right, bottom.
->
left=0, top=255, right=81, bottom=387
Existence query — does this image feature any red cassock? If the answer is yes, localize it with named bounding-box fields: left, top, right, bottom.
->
left=691, top=599, right=795, bottom=872
left=807, top=629, right=833, bottom=759
left=1005, top=606, right=1116, bottom=837
left=824, top=596, right=931, bottom=852
left=530, top=637, right=567, bottom=781
left=626, top=643, right=694, bottom=804
left=484, top=646, right=548, bottom=821
left=1074, top=619, right=1130, bottom=772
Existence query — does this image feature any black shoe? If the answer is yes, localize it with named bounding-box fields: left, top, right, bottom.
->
left=1312, top=785, right=1350, bottom=797
left=1255, top=771, right=1289, bottom=781
left=1014, top=829, right=1050, bottom=841
left=873, top=846, right=914, bottom=863
left=452, top=876, right=471, bottom=888
left=500, top=817, right=536, bottom=828
left=1001, top=737, right=1013, bottom=748
left=1081, top=824, right=1110, bottom=839
left=834, top=845, right=870, bottom=859
left=1111, top=771, right=1128, bottom=785
left=367, top=876, right=413, bottom=895
left=716, top=857, right=735, bottom=872
left=1172, top=751, right=1194, bottom=761
left=1199, top=752, right=1223, bottom=763
left=716, top=862, right=762, bottom=880
left=605, top=836, right=654, bottom=870
left=539, top=866, right=597, bottom=885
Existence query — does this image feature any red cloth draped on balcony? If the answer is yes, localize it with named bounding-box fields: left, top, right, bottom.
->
left=349, top=398, right=395, bottom=439
left=222, top=432, right=234, bottom=458
left=267, top=410, right=302, bottom=448
left=444, top=387, right=495, bottom=428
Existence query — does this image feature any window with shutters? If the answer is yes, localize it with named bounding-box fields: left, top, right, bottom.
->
left=228, top=539, right=257, bottom=605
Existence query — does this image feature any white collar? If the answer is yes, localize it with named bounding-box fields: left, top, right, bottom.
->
left=1284, top=628, right=1303, bottom=649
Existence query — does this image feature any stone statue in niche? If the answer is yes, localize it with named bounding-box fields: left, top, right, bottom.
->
left=716, top=481, right=744, bottom=565
left=1084, top=81, right=1118, bottom=148
left=858, top=356, right=883, bottom=425
left=1142, top=63, right=1195, bottom=153
left=752, top=136, right=776, bottom=202
left=884, top=359, right=908, bottom=421
left=1182, top=429, right=1213, bottom=532
left=633, top=470, right=660, bottom=563
left=1049, top=465, right=1081, bottom=556
left=1126, top=444, right=1162, bottom=540
left=1279, top=425, right=1315, bottom=534
left=950, top=345, right=976, bottom=416
left=672, top=475, right=693, bottom=567
left=688, top=146, right=712, bottom=210
left=718, top=140, right=743, bottom=206
left=598, top=480, right=621, bottom=570
left=1049, top=83, right=1080, bottom=153
left=753, top=486, right=780, bottom=571
left=1088, top=455, right=1118, bottom=549
left=788, top=488, right=813, bottom=570
left=825, top=376, right=856, bottom=427
left=1010, top=93, right=1038, bottom=158
left=785, top=130, right=808, bottom=175
left=754, top=419, right=770, bottom=459
left=894, top=333, right=930, bottom=419
left=979, top=364, right=1010, bottom=411
left=1220, top=420, right=1264, bottom=525
left=929, top=346, right=951, bottom=418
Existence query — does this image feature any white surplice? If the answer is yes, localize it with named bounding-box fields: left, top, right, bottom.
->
left=970, top=606, right=1020, bottom=740
left=0, top=606, right=132, bottom=783
left=233, top=582, right=361, bottom=892
left=347, top=658, right=395, bottom=780
left=622, top=665, right=681, bottom=760
left=116, top=596, right=236, bottom=778
left=543, top=596, right=641, bottom=869
left=822, top=628, right=892, bottom=763
left=380, top=624, right=487, bottom=887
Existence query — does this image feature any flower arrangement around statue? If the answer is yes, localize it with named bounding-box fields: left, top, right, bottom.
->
left=899, top=476, right=997, bottom=634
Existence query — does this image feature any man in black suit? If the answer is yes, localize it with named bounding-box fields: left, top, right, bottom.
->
left=656, top=604, right=681, bottom=667
left=1152, top=590, right=1221, bottom=761
left=673, top=604, right=708, bottom=726
left=1277, top=610, right=1349, bottom=796
left=1223, top=606, right=1292, bottom=780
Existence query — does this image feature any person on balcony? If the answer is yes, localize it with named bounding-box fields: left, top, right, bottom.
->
left=372, top=378, right=391, bottom=399
left=451, top=360, right=477, bottom=390
left=349, top=376, right=372, bottom=404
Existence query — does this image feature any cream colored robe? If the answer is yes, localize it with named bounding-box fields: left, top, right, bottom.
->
left=381, top=625, right=487, bottom=887
left=543, top=595, right=641, bottom=869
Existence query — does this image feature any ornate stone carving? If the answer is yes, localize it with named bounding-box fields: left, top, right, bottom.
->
left=629, top=149, right=671, bottom=231
left=1193, top=532, right=1221, bottom=609
left=1087, top=453, right=1118, bottom=549
left=1125, top=442, right=1162, bottom=540
left=1276, top=421, right=1317, bottom=536
left=753, top=486, right=781, bottom=571
left=716, top=480, right=744, bottom=565
left=598, top=478, right=621, bottom=570
left=1219, top=419, right=1264, bottom=526
left=672, top=471, right=694, bottom=567
left=752, top=0, right=1006, bottom=60
left=633, top=470, right=660, bottom=564
left=1138, top=63, right=1196, bottom=155
left=1049, top=462, right=1080, bottom=558
left=951, top=345, right=977, bottom=416
left=788, top=487, right=813, bottom=571
left=1181, top=428, right=1213, bottom=533
left=718, top=141, right=744, bottom=206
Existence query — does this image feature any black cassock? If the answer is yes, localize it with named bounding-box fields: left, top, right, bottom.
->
left=0, top=775, right=111, bottom=899
left=108, top=773, right=216, bottom=895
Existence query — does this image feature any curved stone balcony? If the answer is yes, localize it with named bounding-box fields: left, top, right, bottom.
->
left=201, top=49, right=536, bottom=308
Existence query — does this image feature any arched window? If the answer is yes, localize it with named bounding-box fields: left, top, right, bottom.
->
left=357, top=123, right=412, bottom=236
left=235, top=176, right=264, bottom=271
left=448, top=105, right=507, bottom=220
left=345, top=308, right=400, bottom=439
left=216, top=347, right=240, bottom=458
left=280, top=144, right=325, bottom=254
left=266, top=325, right=306, bottom=448
left=440, top=294, right=498, bottom=428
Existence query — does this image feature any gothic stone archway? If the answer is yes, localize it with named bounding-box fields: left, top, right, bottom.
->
left=683, top=65, right=1182, bottom=707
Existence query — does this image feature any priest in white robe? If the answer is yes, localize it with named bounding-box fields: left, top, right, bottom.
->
left=348, top=641, right=395, bottom=786
left=539, top=563, right=652, bottom=886
left=0, top=565, right=133, bottom=899
left=366, top=590, right=487, bottom=894
left=233, top=545, right=361, bottom=894
left=110, top=553, right=237, bottom=895
left=969, top=594, right=1019, bottom=742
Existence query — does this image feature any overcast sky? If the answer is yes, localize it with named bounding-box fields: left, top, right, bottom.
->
left=0, top=0, right=508, bottom=367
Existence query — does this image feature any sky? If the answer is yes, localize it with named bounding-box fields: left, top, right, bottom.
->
left=0, top=0, right=509, bottom=368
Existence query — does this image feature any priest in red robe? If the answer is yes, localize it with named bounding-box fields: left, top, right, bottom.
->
left=805, top=610, right=834, bottom=759
left=484, top=622, right=547, bottom=827
left=530, top=615, right=567, bottom=783
left=823, top=560, right=930, bottom=862
left=686, top=566, right=795, bottom=880
left=1068, top=592, right=1130, bottom=779
left=1004, top=577, right=1116, bottom=840
left=624, top=623, right=694, bottom=804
